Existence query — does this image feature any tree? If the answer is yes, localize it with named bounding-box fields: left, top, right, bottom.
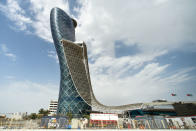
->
left=38, top=108, right=50, bottom=116
left=39, top=108, right=45, bottom=114
left=28, top=113, right=37, bottom=119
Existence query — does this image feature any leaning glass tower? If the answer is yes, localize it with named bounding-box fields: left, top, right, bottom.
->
left=50, top=7, right=142, bottom=116
left=50, top=8, right=91, bottom=115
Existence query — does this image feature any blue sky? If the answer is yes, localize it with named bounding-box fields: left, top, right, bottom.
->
left=0, top=0, right=196, bottom=113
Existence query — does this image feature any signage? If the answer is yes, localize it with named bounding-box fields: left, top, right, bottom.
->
left=90, top=113, right=118, bottom=121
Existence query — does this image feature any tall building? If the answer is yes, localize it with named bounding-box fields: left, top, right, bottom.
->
left=50, top=8, right=91, bottom=115
left=50, top=7, right=142, bottom=115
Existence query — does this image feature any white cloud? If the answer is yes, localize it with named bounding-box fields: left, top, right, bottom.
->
left=48, top=50, right=58, bottom=63
left=91, top=63, right=196, bottom=105
left=0, top=0, right=32, bottom=31
left=1, top=0, right=196, bottom=53
left=0, top=0, right=69, bottom=42
left=76, top=0, right=196, bottom=56
left=4, top=75, right=15, bottom=79
left=74, top=0, right=196, bottom=104
left=1, top=44, right=8, bottom=52
left=160, top=67, right=196, bottom=85
left=1, top=0, right=195, bottom=54
left=0, top=0, right=69, bottom=63
left=0, top=44, right=16, bottom=61
left=0, top=80, right=58, bottom=113
left=90, top=50, right=167, bottom=77
left=29, top=0, right=70, bottom=42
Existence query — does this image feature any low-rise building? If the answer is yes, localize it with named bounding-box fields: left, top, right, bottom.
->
left=49, top=100, right=58, bottom=116
left=11, top=112, right=27, bottom=120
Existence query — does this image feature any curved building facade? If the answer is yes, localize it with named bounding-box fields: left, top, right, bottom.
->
left=50, top=8, right=91, bottom=115
left=50, top=7, right=142, bottom=115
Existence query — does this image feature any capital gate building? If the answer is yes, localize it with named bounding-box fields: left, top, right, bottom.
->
left=50, top=7, right=142, bottom=115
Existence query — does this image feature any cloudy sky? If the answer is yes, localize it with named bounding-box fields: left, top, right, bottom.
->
left=0, top=0, right=196, bottom=113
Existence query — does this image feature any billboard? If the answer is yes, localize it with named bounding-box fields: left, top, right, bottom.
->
left=90, top=113, right=118, bottom=121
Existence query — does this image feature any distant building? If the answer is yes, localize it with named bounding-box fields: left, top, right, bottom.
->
left=11, top=112, right=27, bottom=120
left=0, top=114, right=6, bottom=119
left=173, top=103, right=196, bottom=116
left=49, top=100, right=58, bottom=116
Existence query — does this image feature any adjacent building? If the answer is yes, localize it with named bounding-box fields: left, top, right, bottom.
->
left=48, top=100, right=58, bottom=115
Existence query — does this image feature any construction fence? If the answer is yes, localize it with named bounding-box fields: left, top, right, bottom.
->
left=0, top=115, right=196, bottom=129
